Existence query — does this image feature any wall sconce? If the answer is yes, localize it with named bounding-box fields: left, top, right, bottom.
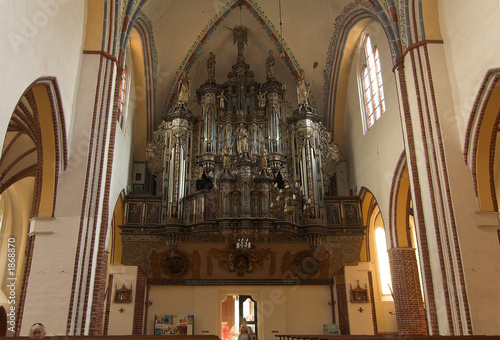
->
left=146, top=300, right=153, bottom=306
left=328, top=300, right=336, bottom=306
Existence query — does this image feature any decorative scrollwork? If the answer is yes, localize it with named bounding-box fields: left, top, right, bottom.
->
left=319, top=125, right=340, bottom=192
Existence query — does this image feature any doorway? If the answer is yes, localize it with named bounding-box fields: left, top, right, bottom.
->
left=221, top=295, right=257, bottom=340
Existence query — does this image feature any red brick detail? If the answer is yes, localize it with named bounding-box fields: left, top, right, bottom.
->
left=89, top=59, right=122, bottom=335
left=103, top=274, right=114, bottom=335
left=133, top=268, right=147, bottom=335
left=394, top=56, right=438, bottom=334
left=389, top=248, right=427, bottom=335
left=367, top=272, right=378, bottom=334
left=335, top=269, right=350, bottom=335
left=143, top=285, right=151, bottom=334
left=67, top=54, right=106, bottom=336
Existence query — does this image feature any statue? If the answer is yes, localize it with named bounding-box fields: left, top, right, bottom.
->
left=232, top=26, right=248, bottom=58
left=266, top=50, right=275, bottom=80
left=257, top=90, right=267, bottom=109
left=218, top=90, right=227, bottom=109
left=296, top=69, right=310, bottom=109
left=176, top=70, right=191, bottom=108
left=260, top=147, right=268, bottom=169
left=236, top=127, right=249, bottom=155
left=222, top=143, right=232, bottom=168
left=206, top=52, right=216, bottom=81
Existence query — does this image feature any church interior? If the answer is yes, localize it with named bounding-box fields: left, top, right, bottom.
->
left=1, top=0, right=500, bottom=338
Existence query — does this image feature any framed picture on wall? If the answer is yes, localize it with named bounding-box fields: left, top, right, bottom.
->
left=126, top=201, right=143, bottom=224
left=114, top=283, right=132, bottom=303
left=326, top=202, right=341, bottom=225
left=342, top=201, right=360, bottom=225
left=350, top=281, right=369, bottom=303
left=145, top=202, right=160, bottom=224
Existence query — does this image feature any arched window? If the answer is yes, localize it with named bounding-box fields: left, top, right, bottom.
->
left=375, top=226, right=392, bottom=295
left=361, top=35, right=385, bottom=130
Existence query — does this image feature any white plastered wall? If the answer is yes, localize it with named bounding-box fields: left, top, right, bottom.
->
left=438, top=0, right=500, bottom=148
left=0, top=0, right=86, bottom=151
left=107, top=265, right=138, bottom=335
left=147, top=285, right=333, bottom=339
left=344, top=20, right=404, bottom=218
left=0, top=1, right=85, bottom=335
left=342, top=19, right=403, bottom=335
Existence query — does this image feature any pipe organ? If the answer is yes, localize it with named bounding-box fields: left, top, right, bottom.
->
left=123, top=32, right=365, bottom=278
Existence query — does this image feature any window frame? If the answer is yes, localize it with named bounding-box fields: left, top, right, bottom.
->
left=359, top=34, right=386, bottom=132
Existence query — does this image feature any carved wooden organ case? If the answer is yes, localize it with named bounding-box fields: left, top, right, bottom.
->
left=124, top=48, right=365, bottom=266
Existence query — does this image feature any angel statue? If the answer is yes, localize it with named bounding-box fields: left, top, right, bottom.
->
left=232, top=26, right=248, bottom=58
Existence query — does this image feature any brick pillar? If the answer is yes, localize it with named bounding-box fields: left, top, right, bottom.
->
left=389, top=247, right=427, bottom=335
left=335, top=269, right=350, bottom=335
left=133, top=269, right=147, bottom=335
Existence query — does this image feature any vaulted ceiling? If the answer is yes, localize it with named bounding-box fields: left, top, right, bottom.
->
left=139, top=0, right=351, bottom=122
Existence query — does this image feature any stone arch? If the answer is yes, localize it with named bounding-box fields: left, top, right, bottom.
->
left=387, top=152, right=428, bottom=336
left=109, top=190, right=126, bottom=265
left=0, top=77, right=66, bottom=335
left=359, top=188, right=379, bottom=262
left=464, top=69, right=500, bottom=212
left=323, top=1, right=399, bottom=155
left=0, top=77, right=67, bottom=218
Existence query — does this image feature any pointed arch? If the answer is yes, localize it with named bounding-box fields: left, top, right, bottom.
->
left=323, top=0, right=399, bottom=153
left=388, top=152, right=411, bottom=248
left=464, top=68, right=500, bottom=212
left=359, top=187, right=378, bottom=262
left=0, top=77, right=67, bottom=218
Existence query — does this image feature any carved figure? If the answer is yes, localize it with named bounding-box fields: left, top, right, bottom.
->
left=266, top=50, right=275, bottom=79
left=177, top=70, right=191, bottom=108
left=296, top=69, right=310, bottom=108
left=260, top=147, right=268, bottom=169
left=257, top=90, right=267, bottom=109
left=207, top=52, right=216, bottom=80
left=222, top=143, right=232, bottom=168
left=232, top=26, right=248, bottom=58
left=218, top=90, right=227, bottom=109
left=237, top=127, right=249, bottom=154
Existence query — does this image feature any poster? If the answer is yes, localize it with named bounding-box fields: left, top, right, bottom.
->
left=155, top=315, right=194, bottom=335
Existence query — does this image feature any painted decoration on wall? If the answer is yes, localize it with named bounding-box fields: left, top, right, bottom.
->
left=154, top=315, right=194, bottom=335
left=114, top=283, right=133, bottom=303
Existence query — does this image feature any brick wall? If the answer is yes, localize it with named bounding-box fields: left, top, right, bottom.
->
left=389, top=247, right=427, bottom=335
left=133, top=269, right=147, bottom=335
left=335, top=269, right=350, bottom=335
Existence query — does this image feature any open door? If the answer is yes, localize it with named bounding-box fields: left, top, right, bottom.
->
left=221, top=295, right=258, bottom=340
left=239, top=295, right=257, bottom=340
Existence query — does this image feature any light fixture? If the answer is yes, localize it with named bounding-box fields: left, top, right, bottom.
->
left=236, top=237, right=251, bottom=251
